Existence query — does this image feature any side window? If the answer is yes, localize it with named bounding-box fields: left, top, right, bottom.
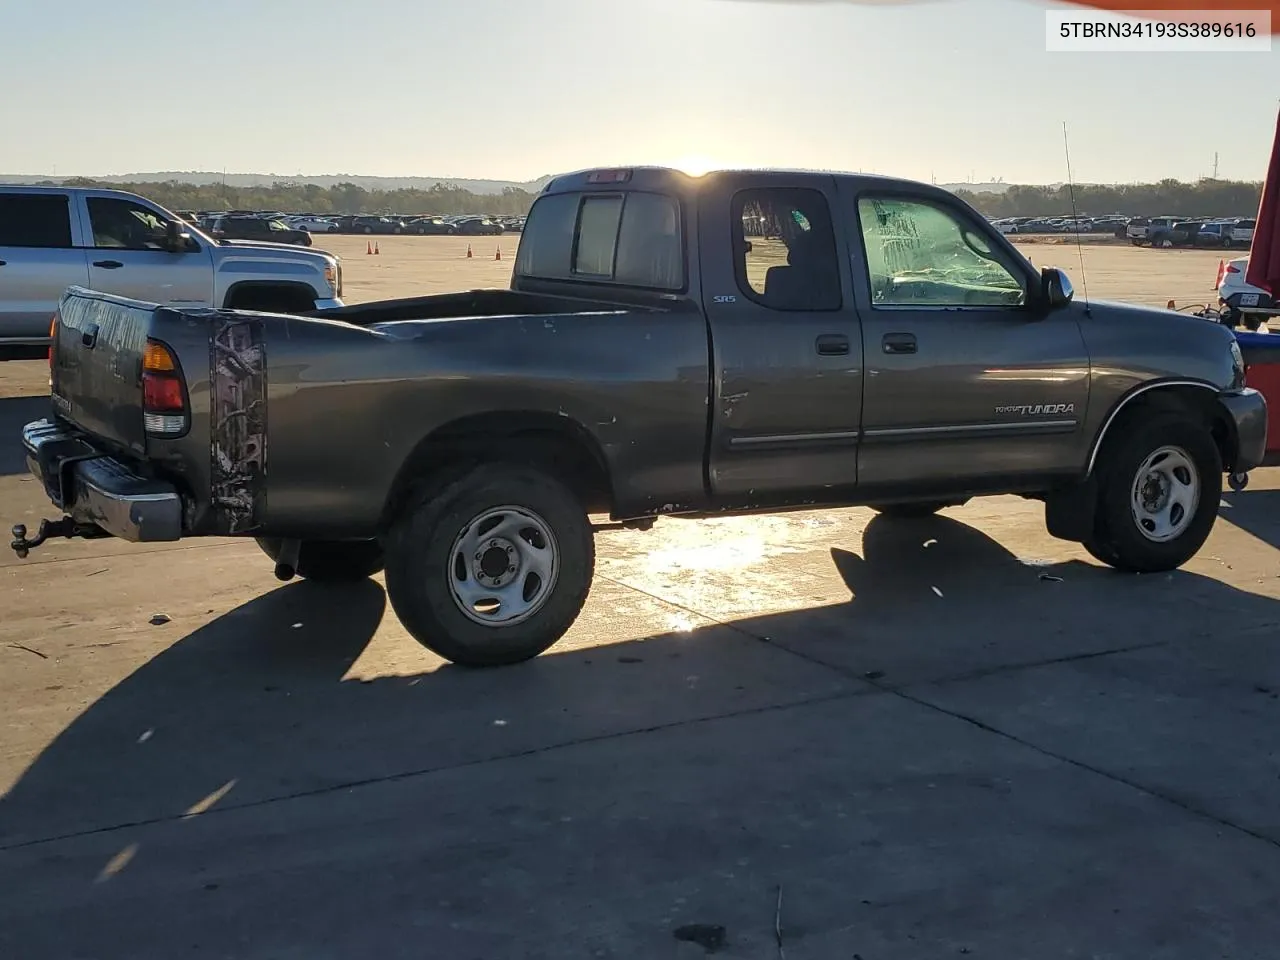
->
left=268, top=220, right=288, bottom=232
left=732, top=188, right=841, bottom=311
left=87, top=197, right=171, bottom=250
left=0, top=193, right=74, bottom=248
left=856, top=197, right=1026, bottom=308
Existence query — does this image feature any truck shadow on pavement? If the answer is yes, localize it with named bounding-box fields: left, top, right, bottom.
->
left=1218, top=488, right=1280, bottom=549
left=0, top=395, right=49, bottom=476
left=3, top=513, right=1279, bottom=860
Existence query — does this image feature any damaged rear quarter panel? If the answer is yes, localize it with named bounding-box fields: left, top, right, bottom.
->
left=209, top=316, right=267, bottom=534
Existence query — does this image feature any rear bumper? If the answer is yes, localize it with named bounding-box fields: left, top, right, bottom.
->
left=1219, top=389, right=1268, bottom=473
left=22, top=419, right=183, bottom=542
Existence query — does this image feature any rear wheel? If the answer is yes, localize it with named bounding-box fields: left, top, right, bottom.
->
left=1084, top=412, right=1221, bottom=573
left=256, top=538, right=385, bottom=581
left=384, top=464, right=595, bottom=667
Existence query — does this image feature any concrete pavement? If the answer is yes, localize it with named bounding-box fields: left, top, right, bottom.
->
left=3, top=360, right=1280, bottom=958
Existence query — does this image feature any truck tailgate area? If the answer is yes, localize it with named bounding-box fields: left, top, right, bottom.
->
left=50, top=288, right=154, bottom=457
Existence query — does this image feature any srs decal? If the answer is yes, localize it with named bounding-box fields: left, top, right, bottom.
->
left=210, top=317, right=267, bottom=534
left=995, top=403, right=1077, bottom=416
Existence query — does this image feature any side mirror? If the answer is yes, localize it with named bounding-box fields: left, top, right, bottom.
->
left=165, top=220, right=192, bottom=252
left=1041, top=267, right=1074, bottom=308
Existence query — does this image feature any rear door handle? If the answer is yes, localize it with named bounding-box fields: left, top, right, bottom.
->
left=92, top=260, right=123, bottom=269
left=0, top=260, right=7, bottom=266
left=815, top=334, right=850, bottom=356
left=882, top=333, right=917, bottom=355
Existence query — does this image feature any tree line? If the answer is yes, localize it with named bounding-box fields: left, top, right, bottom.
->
left=46, top=178, right=540, bottom=217
left=32, top=175, right=1267, bottom=220
left=953, top=178, right=1264, bottom=219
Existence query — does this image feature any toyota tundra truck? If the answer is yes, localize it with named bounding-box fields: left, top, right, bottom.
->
left=12, top=167, right=1267, bottom=667
left=0, top=185, right=343, bottom=348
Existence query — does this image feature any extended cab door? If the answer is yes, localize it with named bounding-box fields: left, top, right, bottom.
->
left=79, top=194, right=213, bottom=306
left=700, top=175, right=864, bottom=497
left=0, top=191, right=90, bottom=344
left=840, top=185, right=1090, bottom=490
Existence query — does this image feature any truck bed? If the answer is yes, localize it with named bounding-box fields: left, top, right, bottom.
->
left=47, top=286, right=711, bottom=539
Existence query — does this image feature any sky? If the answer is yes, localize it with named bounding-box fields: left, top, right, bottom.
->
left=0, top=0, right=1277, bottom=186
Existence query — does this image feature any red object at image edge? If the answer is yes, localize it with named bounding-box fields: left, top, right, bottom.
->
left=1245, top=109, right=1280, bottom=297
left=1062, top=1, right=1279, bottom=27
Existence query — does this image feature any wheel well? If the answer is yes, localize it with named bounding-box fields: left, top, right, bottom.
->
left=382, top=412, right=615, bottom=525
left=1090, top=384, right=1234, bottom=473
left=223, top=282, right=318, bottom=313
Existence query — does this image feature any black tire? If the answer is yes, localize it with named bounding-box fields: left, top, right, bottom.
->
left=363, top=226, right=373, bottom=234
left=256, top=538, right=385, bottom=581
left=1084, top=411, right=1221, bottom=573
left=384, top=464, right=595, bottom=668
left=870, top=501, right=953, bottom=519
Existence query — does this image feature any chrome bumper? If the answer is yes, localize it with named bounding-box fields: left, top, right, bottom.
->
left=22, top=419, right=182, bottom=542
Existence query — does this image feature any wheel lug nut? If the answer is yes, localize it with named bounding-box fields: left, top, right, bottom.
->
left=507, top=565, right=515, bottom=573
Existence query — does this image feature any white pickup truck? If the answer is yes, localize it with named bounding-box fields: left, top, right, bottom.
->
left=0, top=186, right=344, bottom=348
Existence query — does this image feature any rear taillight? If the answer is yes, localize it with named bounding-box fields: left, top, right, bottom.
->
left=1226, top=264, right=1242, bottom=274
left=142, top=339, right=188, bottom=436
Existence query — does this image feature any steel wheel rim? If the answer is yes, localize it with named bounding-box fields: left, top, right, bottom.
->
left=446, top=505, right=559, bottom=626
left=1130, top=445, right=1200, bottom=543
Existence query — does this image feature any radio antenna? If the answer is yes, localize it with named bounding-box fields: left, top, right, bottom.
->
left=1062, top=122, right=1091, bottom=317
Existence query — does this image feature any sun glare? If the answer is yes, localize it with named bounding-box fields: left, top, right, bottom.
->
left=670, top=155, right=716, bottom=177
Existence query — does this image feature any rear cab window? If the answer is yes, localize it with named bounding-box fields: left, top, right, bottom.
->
left=0, top=193, right=74, bottom=248
left=516, top=189, right=684, bottom=291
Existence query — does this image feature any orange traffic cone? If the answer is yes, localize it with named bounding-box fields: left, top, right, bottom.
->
left=1215, top=258, right=1225, bottom=288
left=495, top=246, right=502, bottom=261
left=1167, top=299, right=1177, bottom=310
left=366, top=240, right=373, bottom=255
left=374, top=242, right=380, bottom=255
left=466, top=243, right=473, bottom=259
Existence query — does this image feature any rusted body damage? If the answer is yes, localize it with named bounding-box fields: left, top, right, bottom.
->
left=209, top=317, right=267, bottom=534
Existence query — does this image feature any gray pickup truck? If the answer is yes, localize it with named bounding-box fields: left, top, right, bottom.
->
left=13, top=167, right=1267, bottom=667
left=0, top=185, right=343, bottom=347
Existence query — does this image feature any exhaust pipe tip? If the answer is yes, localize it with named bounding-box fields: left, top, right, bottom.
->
left=273, top=538, right=302, bottom=582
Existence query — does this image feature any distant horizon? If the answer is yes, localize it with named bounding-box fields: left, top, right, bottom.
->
left=0, top=168, right=1266, bottom=192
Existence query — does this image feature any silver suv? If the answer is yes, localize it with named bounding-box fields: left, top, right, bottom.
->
left=0, top=186, right=343, bottom=347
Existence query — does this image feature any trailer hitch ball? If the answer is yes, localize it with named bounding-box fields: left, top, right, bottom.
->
left=10, top=525, right=30, bottom=560
left=1229, top=472, right=1249, bottom=493
left=10, top=518, right=79, bottom=559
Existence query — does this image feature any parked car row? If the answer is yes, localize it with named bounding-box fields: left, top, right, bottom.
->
left=1133, top=216, right=1255, bottom=249
left=184, top=211, right=526, bottom=238
left=992, top=215, right=1130, bottom=235
left=988, top=214, right=1255, bottom=249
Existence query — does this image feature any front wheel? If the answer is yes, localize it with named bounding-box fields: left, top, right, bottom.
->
left=255, top=538, right=385, bottom=581
left=1084, top=413, right=1221, bottom=573
left=384, top=464, right=595, bottom=667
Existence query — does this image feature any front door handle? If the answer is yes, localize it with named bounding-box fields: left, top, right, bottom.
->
left=815, top=334, right=850, bottom=356
left=0, top=260, right=7, bottom=267
left=92, top=260, right=123, bottom=269
left=882, top=333, right=917, bottom=355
